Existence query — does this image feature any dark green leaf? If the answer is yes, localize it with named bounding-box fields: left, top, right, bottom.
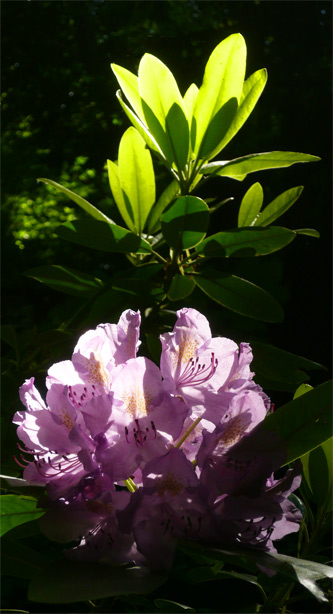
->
left=1, top=324, right=18, bottom=350
left=187, top=566, right=266, bottom=600
left=167, top=274, right=196, bottom=301
left=119, top=594, right=156, bottom=612
left=56, top=218, right=152, bottom=254
left=238, top=182, right=263, bottom=226
left=109, top=264, right=164, bottom=301
left=0, top=495, right=45, bottom=537
left=155, top=599, right=195, bottom=612
left=28, top=560, right=167, bottom=603
left=181, top=542, right=333, bottom=603
left=1, top=475, right=45, bottom=499
left=111, top=278, right=165, bottom=303
left=161, top=196, right=210, bottom=250
left=194, top=271, right=284, bottom=322
left=201, top=151, right=320, bottom=180
left=25, top=265, right=104, bottom=297
left=145, top=333, right=162, bottom=364
left=288, top=493, right=306, bottom=517
left=250, top=341, right=325, bottom=390
left=301, top=437, right=332, bottom=509
left=1, top=538, right=49, bottom=579
left=37, top=178, right=114, bottom=224
left=240, top=380, right=332, bottom=465
left=119, top=262, right=164, bottom=280
left=195, top=227, right=296, bottom=258
left=253, top=186, right=303, bottom=227
left=209, top=196, right=234, bottom=214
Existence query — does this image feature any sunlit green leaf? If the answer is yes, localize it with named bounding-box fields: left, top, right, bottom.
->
left=28, top=559, right=167, bottom=603
left=107, top=159, right=135, bottom=232
left=111, top=63, right=144, bottom=122
left=238, top=182, right=263, bottom=226
left=183, top=83, right=199, bottom=122
left=167, top=274, right=196, bottom=301
left=37, top=178, right=114, bottom=224
left=0, top=495, right=45, bottom=537
left=146, top=180, right=179, bottom=234
left=161, top=196, right=209, bottom=250
left=216, top=68, right=268, bottom=155
left=253, top=186, right=304, bottom=227
left=25, top=265, right=103, bottom=297
left=202, top=151, right=320, bottom=180
left=118, top=127, right=156, bottom=234
left=183, top=83, right=199, bottom=158
left=295, top=228, right=320, bottom=238
left=139, top=53, right=189, bottom=171
left=196, top=226, right=295, bottom=258
left=194, top=270, right=284, bottom=322
left=294, top=383, right=314, bottom=398
left=115, top=90, right=162, bottom=156
left=192, top=33, right=246, bottom=160
left=56, top=219, right=152, bottom=254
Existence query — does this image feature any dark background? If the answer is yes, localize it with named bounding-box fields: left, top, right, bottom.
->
left=2, top=0, right=331, bottom=365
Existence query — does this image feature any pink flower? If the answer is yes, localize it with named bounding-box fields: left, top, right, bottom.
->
left=47, top=309, right=141, bottom=400
left=160, top=308, right=238, bottom=409
left=13, top=307, right=302, bottom=571
left=95, top=357, right=189, bottom=481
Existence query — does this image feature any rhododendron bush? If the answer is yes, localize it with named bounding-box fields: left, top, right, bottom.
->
left=1, top=33, right=331, bottom=613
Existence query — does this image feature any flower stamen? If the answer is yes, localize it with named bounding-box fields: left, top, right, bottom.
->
left=177, top=352, right=218, bottom=387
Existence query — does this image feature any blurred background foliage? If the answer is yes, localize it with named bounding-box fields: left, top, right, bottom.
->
left=2, top=0, right=331, bottom=430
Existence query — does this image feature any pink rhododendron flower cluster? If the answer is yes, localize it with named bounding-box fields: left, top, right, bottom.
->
left=13, top=308, right=302, bottom=570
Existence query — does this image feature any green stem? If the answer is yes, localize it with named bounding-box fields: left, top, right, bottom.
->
left=188, top=157, right=205, bottom=186
left=151, top=249, right=168, bottom=264
left=175, top=416, right=202, bottom=449
left=260, top=581, right=294, bottom=613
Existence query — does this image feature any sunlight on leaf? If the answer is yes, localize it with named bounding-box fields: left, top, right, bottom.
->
left=238, top=182, right=264, bottom=227
left=193, top=33, right=246, bottom=160
left=37, top=178, right=114, bottom=224
left=0, top=495, right=45, bottom=537
left=253, top=186, right=303, bottom=227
